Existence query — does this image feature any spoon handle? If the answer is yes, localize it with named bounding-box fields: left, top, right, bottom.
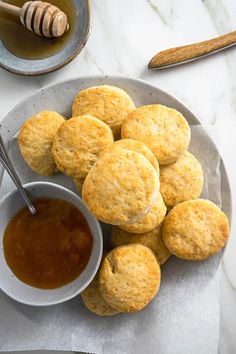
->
left=148, top=31, right=236, bottom=69
left=0, top=135, right=36, bottom=215
left=0, top=2, right=21, bottom=17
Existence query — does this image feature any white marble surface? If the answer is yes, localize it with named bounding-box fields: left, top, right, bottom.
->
left=0, top=0, right=236, bottom=353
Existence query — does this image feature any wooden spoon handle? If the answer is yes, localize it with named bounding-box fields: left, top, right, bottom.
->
left=148, top=31, right=236, bottom=69
left=0, top=2, right=20, bottom=17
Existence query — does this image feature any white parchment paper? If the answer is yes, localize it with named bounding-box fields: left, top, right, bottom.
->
left=0, top=125, right=224, bottom=354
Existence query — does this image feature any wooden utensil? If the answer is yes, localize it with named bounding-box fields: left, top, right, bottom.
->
left=148, top=31, right=236, bottom=69
left=0, top=1, right=69, bottom=38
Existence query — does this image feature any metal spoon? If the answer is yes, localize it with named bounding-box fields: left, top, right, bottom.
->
left=0, top=134, right=36, bottom=215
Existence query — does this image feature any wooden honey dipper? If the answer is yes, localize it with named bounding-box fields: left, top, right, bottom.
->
left=0, top=1, right=69, bottom=38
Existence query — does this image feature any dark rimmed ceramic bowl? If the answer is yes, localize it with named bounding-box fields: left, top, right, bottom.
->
left=0, top=0, right=92, bottom=76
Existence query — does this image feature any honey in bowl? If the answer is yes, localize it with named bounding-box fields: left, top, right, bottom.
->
left=3, top=198, right=93, bottom=289
left=0, top=0, right=76, bottom=59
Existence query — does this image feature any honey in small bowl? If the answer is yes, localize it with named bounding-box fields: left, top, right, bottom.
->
left=0, top=0, right=77, bottom=59
left=3, top=198, right=93, bottom=289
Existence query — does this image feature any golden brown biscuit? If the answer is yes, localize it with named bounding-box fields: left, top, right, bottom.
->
left=160, top=151, right=204, bottom=209
left=73, top=178, right=84, bottom=194
left=162, top=199, right=230, bottom=260
left=81, top=252, right=119, bottom=316
left=121, top=104, right=191, bottom=165
left=52, top=115, right=114, bottom=179
left=72, top=85, right=135, bottom=136
left=81, top=251, right=119, bottom=316
left=111, top=225, right=170, bottom=265
left=81, top=276, right=119, bottom=316
left=82, top=148, right=159, bottom=225
left=119, top=193, right=166, bottom=233
left=98, top=244, right=161, bottom=312
left=100, top=138, right=159, bottom=172
left=18, top=111, right=65, bottom=176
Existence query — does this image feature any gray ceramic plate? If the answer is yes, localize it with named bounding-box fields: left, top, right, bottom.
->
left=0, top=0, right=91, bottom=76
left=0, top=74, right=232, bottom=262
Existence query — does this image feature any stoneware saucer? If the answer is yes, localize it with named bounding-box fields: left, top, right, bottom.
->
left=0, top=0, right=92, bottom=76
left=0, top=75, right=231, bottom=310
left=0, top=181, right=103, bottom=306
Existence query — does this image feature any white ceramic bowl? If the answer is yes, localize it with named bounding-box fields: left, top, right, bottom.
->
left=0, top=181, right=103, bottom=306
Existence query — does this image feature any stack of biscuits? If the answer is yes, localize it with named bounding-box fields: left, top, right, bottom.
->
left=18, top=84, right=230, bottom=316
